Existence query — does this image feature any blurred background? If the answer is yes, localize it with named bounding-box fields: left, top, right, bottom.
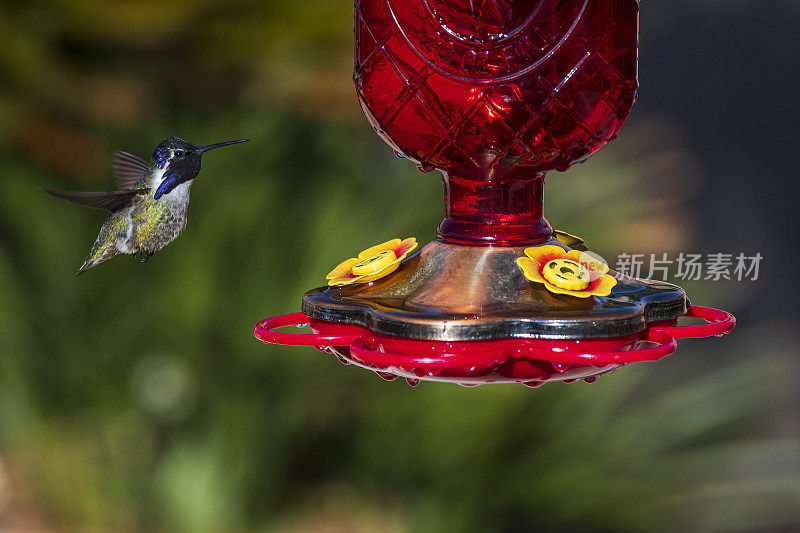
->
left=0, top=1, right=798, bottom=531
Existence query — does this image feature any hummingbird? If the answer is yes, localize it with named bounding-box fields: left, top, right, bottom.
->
left=43, top=137, right=248, bottom=276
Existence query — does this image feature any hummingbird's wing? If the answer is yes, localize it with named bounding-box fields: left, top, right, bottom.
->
left=112, top=151, right=149, bottom=189
left=41, top=188, right=149, bottom=212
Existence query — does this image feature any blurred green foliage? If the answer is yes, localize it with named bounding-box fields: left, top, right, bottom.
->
left=0, top=1, right=797, bottom=532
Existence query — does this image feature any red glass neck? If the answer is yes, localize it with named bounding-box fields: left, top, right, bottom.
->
left=437, top=174, right=552, bottom=246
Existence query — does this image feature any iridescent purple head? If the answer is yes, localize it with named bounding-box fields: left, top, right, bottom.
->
left=152, top=137, right=191, bottom=170
left=151, top=137, right=248, bottom=200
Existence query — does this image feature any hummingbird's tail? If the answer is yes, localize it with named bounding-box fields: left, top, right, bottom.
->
left=75, top=247, right=120, bottom=277
left=75, top=261, right=95, bottom=277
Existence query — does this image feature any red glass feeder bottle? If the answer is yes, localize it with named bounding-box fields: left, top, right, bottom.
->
left=254, top=0, right=735, bottom=387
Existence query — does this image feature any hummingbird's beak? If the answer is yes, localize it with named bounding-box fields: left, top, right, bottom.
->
left=197, top=139, right=249, bottom=153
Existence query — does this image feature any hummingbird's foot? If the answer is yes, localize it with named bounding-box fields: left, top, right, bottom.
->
left=141, top=252, right=153, bottom=263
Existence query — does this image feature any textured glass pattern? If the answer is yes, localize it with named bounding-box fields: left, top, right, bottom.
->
left=355, top=0, right=639, bottom=179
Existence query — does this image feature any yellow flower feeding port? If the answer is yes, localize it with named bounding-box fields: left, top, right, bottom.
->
left=516, top=245, right=617, bottom=298
left=327, top=238, right=418, bottom=286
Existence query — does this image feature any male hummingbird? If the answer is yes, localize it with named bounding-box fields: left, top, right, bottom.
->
left=43, top=137, right=248, bottom=276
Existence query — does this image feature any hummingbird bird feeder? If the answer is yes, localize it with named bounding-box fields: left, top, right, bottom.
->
left=254, top=0, right=735, bottom=387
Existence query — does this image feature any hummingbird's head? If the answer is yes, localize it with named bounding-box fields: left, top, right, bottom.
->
left=152, top=137, right=248, bottom=200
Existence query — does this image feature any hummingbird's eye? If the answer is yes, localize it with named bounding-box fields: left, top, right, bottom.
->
left=174, top=150, right=185, bottom=158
